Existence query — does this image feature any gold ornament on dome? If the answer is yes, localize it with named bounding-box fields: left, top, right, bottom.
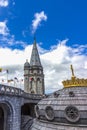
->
left=62, top=65, right=87, bottom=88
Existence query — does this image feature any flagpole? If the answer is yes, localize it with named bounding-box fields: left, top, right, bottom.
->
left=14, top=80, right=15, bottom=87
left=6, top=70, right=8, bottom=84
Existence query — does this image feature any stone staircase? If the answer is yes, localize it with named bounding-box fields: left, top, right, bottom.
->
left=21, top=115, right=33, bottom=130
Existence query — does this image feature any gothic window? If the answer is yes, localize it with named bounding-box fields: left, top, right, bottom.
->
left=30, top=78, right=35, bottom=93
left=37, top=78, right=41, bottom=94
left=37, top=78, right=40, bottom=81
left=65, top=106, right=80, bottom=123
left=45, top=106, right=54, bottom=121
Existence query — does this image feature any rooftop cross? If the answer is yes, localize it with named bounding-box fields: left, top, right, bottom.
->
left=70, top=65, right=75, bottom=77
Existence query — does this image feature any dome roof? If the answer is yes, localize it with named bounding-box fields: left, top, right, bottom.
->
left=31, top=65, right=87, bottom=130
left=31, top=86, right=87, bottom=130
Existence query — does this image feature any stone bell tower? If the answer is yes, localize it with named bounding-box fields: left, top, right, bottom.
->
left=24, top=38, right=45, bottom=95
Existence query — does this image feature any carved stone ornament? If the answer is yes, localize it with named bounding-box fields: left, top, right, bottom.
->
left=45, top=106, right=54, bottom=121
left=65, top=106, right=80, bottom=123
left=35, top=105, right=39, bottom=118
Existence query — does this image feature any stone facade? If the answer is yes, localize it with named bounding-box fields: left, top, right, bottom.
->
left=0, top=84, right=42, bottom=130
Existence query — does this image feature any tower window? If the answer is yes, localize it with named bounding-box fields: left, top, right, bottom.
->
left=37, top=78, right=40, bottom=81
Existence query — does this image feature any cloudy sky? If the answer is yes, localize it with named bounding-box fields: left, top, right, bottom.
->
left=0, top=0, right=87, bottom=93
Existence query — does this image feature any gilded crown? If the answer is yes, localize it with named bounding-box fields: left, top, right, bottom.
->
left=62, top=65, right=87, bottom=88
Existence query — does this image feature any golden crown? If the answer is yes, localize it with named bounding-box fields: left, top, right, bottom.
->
left=62, top=65, right=87, bottom=88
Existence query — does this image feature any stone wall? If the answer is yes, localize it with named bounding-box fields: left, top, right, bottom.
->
left=0, top=84, right=42, bottom=130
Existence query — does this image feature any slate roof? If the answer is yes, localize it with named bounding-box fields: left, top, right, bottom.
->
left=30, top=39, right=42, bottom=67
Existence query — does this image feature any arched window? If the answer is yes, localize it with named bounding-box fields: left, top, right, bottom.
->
left=30, top=78, right=35, bottom=93
left=37, top=78, right=42, bottom=94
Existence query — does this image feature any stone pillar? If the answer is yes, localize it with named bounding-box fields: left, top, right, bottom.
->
left=12, top=104, right=21, bottom=130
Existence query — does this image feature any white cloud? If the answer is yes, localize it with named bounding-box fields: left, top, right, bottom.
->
left=32, top=11, right=47, bottom=34
left=0, top=45, right=32, bottom=66
left=0, top=0, right=8, bottom=7
left=0, top=21, right=9, bottom=36
left=0, top=21, right=27, bottom=48
left=85, top=62, right=87, bottom=69
left=0, top=40, right=87, bottom=93
left=41, top=41, right=87, bottom=93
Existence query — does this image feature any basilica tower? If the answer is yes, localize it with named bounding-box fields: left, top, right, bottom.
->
left=24, top=38, right=44, bottom=95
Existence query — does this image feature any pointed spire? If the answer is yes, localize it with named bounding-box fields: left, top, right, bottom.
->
left=30, top=37, right=42, bottom=66
left=34, top=35, right=36, bottom=44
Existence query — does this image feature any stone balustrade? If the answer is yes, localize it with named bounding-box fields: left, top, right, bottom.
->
left=0, top=84, right=43, bottom=100
left=0, top=84, right=23, bottom=96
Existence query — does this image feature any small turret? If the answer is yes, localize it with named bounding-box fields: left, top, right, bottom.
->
left=24, top=59, right=30, bottom=68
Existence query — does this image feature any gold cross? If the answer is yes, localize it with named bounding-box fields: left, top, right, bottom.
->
left=70, top=64, right=75, bottom=77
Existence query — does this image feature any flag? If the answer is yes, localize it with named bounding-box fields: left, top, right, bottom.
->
left=29, top=77, right=32, bottom=81
left=21, top=79, right=23, bottom=82
left=8, top=79, right=13, bottom=83
left=14, top=77, right=18, bottom=82
left=6, top=69, right=9, bottom=73
left=0, top=68, right=9, bottom=73
left=0, top=68, right=2, bottom=72
left=2, top=79, right=4, bottom=82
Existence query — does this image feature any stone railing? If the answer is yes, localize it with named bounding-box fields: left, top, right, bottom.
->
left=0, top=84, right=23, bottom=96
left=0, top=84, right=43, bottom=100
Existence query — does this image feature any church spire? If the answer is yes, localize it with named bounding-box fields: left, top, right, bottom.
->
left=30, top=37, right=42, bottom=66
left=24, top=37, right=45, bottom=95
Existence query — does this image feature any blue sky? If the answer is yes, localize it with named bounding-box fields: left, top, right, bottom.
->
left=0, top=0, right=87, bottom=93
left=0, top=0, right=87, bottom=49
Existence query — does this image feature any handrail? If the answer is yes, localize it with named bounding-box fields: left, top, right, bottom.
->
left=0, top=84, right=43, bottom=99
